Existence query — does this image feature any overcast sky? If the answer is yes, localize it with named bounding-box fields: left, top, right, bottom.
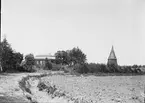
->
left=1, top=0, right=145, bottom=65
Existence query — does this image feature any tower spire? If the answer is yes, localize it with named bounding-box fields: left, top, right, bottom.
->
left=107, top=46, right=118, bottom=66
left=108, top=45, right=117, bottom=60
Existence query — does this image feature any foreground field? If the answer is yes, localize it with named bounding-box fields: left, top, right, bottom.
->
left=0, top=72, right=145, bottom=103
left=41, top=75, right=145, bottom=103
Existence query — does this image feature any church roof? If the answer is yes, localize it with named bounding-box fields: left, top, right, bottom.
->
left=35, top=54, right=55, bottom=60
left=108, top=46, right=117, bottom=59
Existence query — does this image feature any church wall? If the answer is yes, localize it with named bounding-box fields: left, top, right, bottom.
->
left=107, top=59, right=118, bottom=66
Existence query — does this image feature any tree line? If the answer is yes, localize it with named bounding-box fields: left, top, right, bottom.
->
left=0, top=37, right=144, bottom=74
left=0, top=38, right=37, bottom=72
left=0, top=38, right=23, bottom=72
left=54, top=47, right=86, bottom=66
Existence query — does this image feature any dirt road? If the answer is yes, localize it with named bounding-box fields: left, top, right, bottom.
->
left=0, top=73, right=33, bottom=103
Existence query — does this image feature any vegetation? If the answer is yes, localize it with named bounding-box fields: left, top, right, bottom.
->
left=0, top=38, right=23, bottom=72
left=44, top=58, right=52, bottom=70
left=73, top=63, right=89, bottom=74
left=55, top=47, right=86, bottom=66
left=20, top=54, right=36, bottom=72
left=0, top=37, right=144, bottom=75
left=71, top=63, right=145, bottom=75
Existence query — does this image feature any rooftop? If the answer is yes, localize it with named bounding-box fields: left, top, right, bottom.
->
left=108, top=46, right=117, bottom=60
left=35, top=54, right=55, bottom=60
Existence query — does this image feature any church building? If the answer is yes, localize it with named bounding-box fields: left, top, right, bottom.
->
left=107, top=46, right=118, bottom=66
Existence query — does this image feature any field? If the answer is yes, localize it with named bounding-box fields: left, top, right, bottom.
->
left=0, top=72, right=145, bottom=103
left=40, top=74, right=145, bottom=103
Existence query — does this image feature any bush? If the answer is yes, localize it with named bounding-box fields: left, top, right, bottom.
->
left=20, top=54, right=36, bottom=72
left=73, top=63, right=89, bottom=74
left=44, top=58, right=52, bottom=70
left=107, top=64, right=119, bottom=73
left=87, top=63, right=101, bottom=73
left=121, top=66, right=132, bottom=73
left=25, top=54, right=35, bottom=66
left=21, top=63, right=36, bottom=72
left=51, top=64, right=62, bottom=71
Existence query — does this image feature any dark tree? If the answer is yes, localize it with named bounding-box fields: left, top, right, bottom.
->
left=1, top=38, right=13, bottom=71
left=69, top=47, right=86, bottom=65
left=25, top=54, right=35, bottom=66
left=0, top=38, right=23, bottom=72
left=21, top=54, right=35, bottom=72
left=55, top=50, right=71, bottom=65
left=44, top=58, right=52, bottom=70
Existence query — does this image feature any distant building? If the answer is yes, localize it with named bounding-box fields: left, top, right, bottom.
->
left=107, top=46, right=118, bottom=66
left=35, top=54, right=55, bottom=66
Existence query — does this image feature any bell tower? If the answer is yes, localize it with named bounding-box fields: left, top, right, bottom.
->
left=107, top=46, right=118, bottom=66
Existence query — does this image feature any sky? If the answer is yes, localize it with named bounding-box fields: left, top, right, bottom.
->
left=1, top=0, right=145, bottom=65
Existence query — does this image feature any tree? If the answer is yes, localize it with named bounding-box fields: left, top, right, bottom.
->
left=132, top=65, right=138, bottom=69
left=73, top=63, right=89, bottom=74
left=12, top=52, right=23, bottom=69
left=88, top=63, right=101, bottom=73
left=55, top=51, right=63, bottom=64
left=1, top=38, right=14, bottom=71
left=55, top=50, right=71, bottom=65
left=0, top=42, right=2, bottom=71
left=107, top=64, right=119, bottom=73
left=44, top=58, right=52, bottom=70
left=25, top=54, right=35, bottom=66
left=69, top=47, right=86, bottom=65
left=55, top=47, right=87, bottom=66
left=0, top=38, right=24, bottom=72
left=21, top=54, right=35, bottom=72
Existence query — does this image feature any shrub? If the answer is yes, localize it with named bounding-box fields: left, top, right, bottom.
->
left=51, top=64, right=62, bottom=71
left=87, top=63, right=101, bottom=73
left=88, top=63, right=109, bottom=73
left=20, top=54, right=36, bottom=72
left=107, top=64, right=119, bottom=73
left=25, top=54, right=35, bottom=66
left=62, top=66, right=69, bottom=73
left=21, top=63, right=36, bottom=72
left=122, top=66, right=132, bottom=73
left=73, top=63, right=89, bottom=74
left=44, top=58, right=52, bottom=70
left=99, top=64, right=109, bottom=73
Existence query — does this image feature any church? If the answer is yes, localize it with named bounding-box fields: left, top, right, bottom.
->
left=107, top=46, right=118, bottom=66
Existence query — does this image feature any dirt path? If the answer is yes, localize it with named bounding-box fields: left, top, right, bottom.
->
left=0, top=73, right=42, bottom=103
left=0, top=95, right=29, bottom=103
left=0, top=71, right=64, bottom=103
